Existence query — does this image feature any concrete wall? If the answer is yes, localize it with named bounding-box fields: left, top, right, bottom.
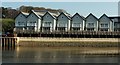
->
left=19, top=37, right=119, bottom=42
left=17, top=37, right=119, bottom=47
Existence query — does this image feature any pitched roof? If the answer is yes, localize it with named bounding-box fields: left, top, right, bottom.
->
left=21, top=12, right=29, bottom=17
left=99, top=14, right=113, bottom=22
left=85, top=13, right=98, bottom=20
left=43, top=11, right=58, bottom=19
left=57, top=12, right=71, bottom=20
left=71, top=13, right=85, bottom=20
left=14, top=11, right=29, bottom=19
left=27, top=10, right=42, bottom=19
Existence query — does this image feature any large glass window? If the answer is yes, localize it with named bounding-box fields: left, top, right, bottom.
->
left=27, top=21, right=36, bottom=26
left=100, top=23, right=108, bottom=28
left=17, top=21, right=25, bottom=26
left=87, top=23, right=94, bottom=27
left=72, top=23, right=81, bottom=27
left=105, top=24, right=108, bottom=27
left=43, top=22, right=51, bottom=27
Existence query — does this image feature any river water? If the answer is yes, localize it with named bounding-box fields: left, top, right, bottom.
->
left=2, top=46, right=119, bottom=63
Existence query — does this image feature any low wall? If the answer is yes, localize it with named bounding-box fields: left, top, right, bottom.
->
left=19, top=37, right=119, bottom=42
left=17, top=37, right=119, bottom=47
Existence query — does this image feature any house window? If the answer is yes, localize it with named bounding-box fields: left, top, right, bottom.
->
left=72, top=23, right=81, bottom=27
left=18, top=22, right=20, bottom=25
left=46, top=16, right=49, bottom=18
left=87, top=23, right=94, bottom=27
left=101, top=24, right=104, bottom=27
left=45, top=22, right=51, bottom=25
left=43, top=22, right=51, bottom=27
left=100, top=23, right=108, bottom=27
left=105, top=24, right=108, bottom=27
left=88, top=23, right=94, bottom=26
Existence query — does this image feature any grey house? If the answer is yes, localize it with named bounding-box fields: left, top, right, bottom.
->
left=42, top=11, right=58, bottom=32
left=85, top=13, right=98, bottom=31
left=99, top=14, right=113, bottom=31
left=109, top=16, right=120, bottom=31
left=56, top=12, right=71, bottom=32
left=71, top=13, right=85, bottom=31
left=14, top=12, right=29, bottom=33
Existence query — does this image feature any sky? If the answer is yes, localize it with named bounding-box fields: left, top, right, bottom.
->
left=2, top=2, right=118, bottom=18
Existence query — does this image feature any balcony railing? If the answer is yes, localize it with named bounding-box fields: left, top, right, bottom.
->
left=27, top=23, right=37, bottom=26
left=86, top=26, right=95, bottom=28
left=14, top=28, right=120, bottom=35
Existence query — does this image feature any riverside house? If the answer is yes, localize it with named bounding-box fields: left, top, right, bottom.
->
left=26, top=10, right=42, bottom=33
left=14, top=12, right=29, bottom=33
left=42, top=11, right=58, bottom=32
left=14, top=10, right=120, bottom=35
left=99, top=14, right=113, bottom=31
left=109, top=16, right=120, bottom=31
left=85, top=13, right=98, bottom=31
left=56, top=12, right=71, bottom=32
left=71, top=13, right=85, bottom=32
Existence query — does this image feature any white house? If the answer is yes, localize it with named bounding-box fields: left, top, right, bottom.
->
left=14, top=10, right=119, bottom=34
left=42, top=11, right=57, bottom=32
left=99, top=14, right=113, bottom=31
left=85, top=13, right=98, bottom=31
left=57, top=12, right=71, bottom=32
left=14, top=12, right=29, bottom=33
left=109, top=16, right=120, bottom=31
left=71, top=13, right=85, bottom=31
left=26, top=10, right=42, bottom=32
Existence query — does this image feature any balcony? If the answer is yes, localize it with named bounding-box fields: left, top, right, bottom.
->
left=57, top=24, right=67, bottom=27
left=27, top=23, right=37, bottom=26
left=42, top=24, right=52, bottom=27
left=15, top=24, right=25, bottom=27
left=86, top=25, right=95, bottom=28
left=72, top=24, right=81, bottom=27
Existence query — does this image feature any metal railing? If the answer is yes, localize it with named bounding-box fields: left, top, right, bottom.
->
left=14, top=29, right=120, bottom=35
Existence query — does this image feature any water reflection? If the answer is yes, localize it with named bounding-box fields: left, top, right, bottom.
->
left=2, top=46, right=119, bottom=63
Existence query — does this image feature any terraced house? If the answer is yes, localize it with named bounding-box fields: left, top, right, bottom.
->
left=14, top=10, right=120, bottom=34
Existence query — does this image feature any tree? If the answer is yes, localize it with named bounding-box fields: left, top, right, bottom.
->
left=2, top=19, right=15, bottom=34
